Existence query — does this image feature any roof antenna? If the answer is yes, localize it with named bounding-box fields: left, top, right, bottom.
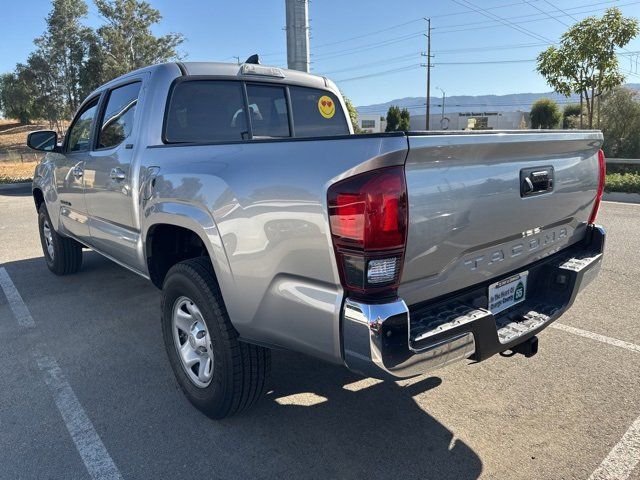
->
left=244, top=54, right=260, bottom=65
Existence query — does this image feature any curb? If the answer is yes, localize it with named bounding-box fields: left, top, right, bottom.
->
left=603, top=192, right=640, bottom=204
left=0, top=181, right=31, bottom=192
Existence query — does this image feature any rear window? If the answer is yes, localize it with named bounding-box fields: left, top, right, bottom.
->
left=165, top=81, right=248, bottom=143
left=246, top=84, right=290, bottom=138
left=164, top=80, right=349, bottom=143
left=289, top=86, right=349, bottom=137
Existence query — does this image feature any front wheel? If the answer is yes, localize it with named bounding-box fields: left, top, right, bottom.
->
left=161, top=257, right=270, bottom=419
left=38, top=204, right=83, bottom=275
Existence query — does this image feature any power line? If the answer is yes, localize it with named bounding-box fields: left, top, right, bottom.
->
left=434, top=58, right=537, bottom=65
left=308, top=0, right=640, bottom=65
left=449, top=0, right=555, bottom=43
left=432, top=0, right=640, bottom=34
left=316, top=53, right=421, bottom=75
left=523, top=0, right=571, bottom=27
left=311, top=32, right=424, bottom=61
left=262, top=0, right=632, bottom=60
left=335, top=65, right=421, bottom=83
left=435, top=42, right=549, bottom=54
left=260, top=0, right=566, bottom=58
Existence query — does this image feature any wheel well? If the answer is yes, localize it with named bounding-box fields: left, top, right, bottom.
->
left=146, top=224, right=210, bottom=288
left=33, top=188, right=44, bottom=212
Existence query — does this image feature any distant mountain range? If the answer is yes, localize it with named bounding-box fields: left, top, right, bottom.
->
left=356, top=83, right=640, bottom=116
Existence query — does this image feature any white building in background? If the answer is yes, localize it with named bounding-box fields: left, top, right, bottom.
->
left=356, top=114, right=386, bottom=133
left=409, top=111, right=530, bottom=131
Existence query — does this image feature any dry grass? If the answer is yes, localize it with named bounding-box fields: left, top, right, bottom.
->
left=0, top=161, right=38, bottom=184
left=0, top=118, right=69, bottom=164
left=0, top=119, right=47, bottom=157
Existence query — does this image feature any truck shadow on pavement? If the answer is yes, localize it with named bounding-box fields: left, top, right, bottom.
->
left=243, top=350, right=484, bottom=480
left=1, top=252, right=483, bottom=480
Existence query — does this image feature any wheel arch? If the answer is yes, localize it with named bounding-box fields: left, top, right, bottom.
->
left=33, top=187, right=45, bottom=212
left=143, top=203, right=232, bottom=290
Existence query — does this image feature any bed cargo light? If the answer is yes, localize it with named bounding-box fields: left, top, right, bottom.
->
left=328, top=166, right=407, bottom=299
left=240, top=64, right=285, bottom=78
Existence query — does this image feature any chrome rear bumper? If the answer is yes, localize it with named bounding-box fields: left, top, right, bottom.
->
left=341, top=224, right=605, bottom=379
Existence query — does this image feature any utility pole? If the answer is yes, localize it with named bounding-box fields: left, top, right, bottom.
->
left=233, top=56, right=241, bottom=65
left=425, top=18, right=431, bottom=130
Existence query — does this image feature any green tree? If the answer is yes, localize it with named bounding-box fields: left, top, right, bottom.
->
left=36, top=0, right=94, bottom=115
left=537, top=7, right=639, bottom=128
left=22, top=52, right=73, bottom=131
left=94, top=0, right=184, bottom=81
left=600, top=87, right=640, bottom=158
left=0, top=72, right=34, bottom=124
left=385, top=105, right=401, bottom=131
left=530, top=98, right=561, bottom=129
left=343, top=97, right=362, bottom=133
left=562, top=104, right=582, bottom=129
left=399, top=107, right=410, bottom=130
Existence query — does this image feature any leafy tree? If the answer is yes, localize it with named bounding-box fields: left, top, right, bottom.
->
left=530, top=98, right=561, bottom=129
left=343, top=97, right=362, bottom=133
left=537, top=7, right=639, bottom=128
left=20, top=53, right=67, bottom=131
left=399, top=108, right=410, bottom=130
left=386, top=106, right=410, bottom=131
left=600, top=87, right=640, bottom=158
left=94, top=0, right=184, bottom=81
left=0, top=72, right=34, bottom=124
left=36, top=0, right=94, bottom=115
left=562, top=104, right=582, bottom=129
left=385, top=105, right=401, bottom=132
left=80, top=33, right=106, bottom=98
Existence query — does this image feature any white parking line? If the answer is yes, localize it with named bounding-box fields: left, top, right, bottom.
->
left=0, top=267, right=35, bottom=327
left=588, top=415, right=640, bottom=480
left=36, top=353, right=123, bottom=480
left=552, top=322, right=640, bottom=479
left=551, top=323, right=640, bottom=354
left=0, top=267, right=122, bottom=480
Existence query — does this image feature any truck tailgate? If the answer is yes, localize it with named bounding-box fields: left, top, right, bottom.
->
left=399, top=131, right=603, bottom=306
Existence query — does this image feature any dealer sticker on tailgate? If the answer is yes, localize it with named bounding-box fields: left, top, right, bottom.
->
left=488, top=271, right=528, bottom=314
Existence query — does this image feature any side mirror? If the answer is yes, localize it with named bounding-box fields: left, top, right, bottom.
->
left=27, top=130, right=59, bottom=152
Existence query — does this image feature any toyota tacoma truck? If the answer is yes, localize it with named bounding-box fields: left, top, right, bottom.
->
left=28, top=60, right=606, bottom=418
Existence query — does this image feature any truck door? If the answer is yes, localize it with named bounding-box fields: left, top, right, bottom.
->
left=83, top=79, right=144, bottom=270
left=55, top=96, right=101, bottom=242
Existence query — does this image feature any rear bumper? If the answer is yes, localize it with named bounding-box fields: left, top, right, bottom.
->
left=341, top=224, right=605, bottom=379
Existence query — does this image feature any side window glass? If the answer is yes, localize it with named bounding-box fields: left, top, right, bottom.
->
left=289, top=86, right=349, bottom=137
left=67, top=98, right=99, bottom=152
left=246, top=84, right=290, bottom=138
left=165, top=81, right=248, bottom=143
left=97, top=82, right=141, bottom=149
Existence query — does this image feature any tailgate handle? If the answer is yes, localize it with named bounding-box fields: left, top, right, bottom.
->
left=521, top=166, right=554, bottom=197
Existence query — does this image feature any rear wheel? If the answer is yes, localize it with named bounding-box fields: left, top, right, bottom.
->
left=38, top=204, right=83, bottom=275
left=161, top=257, right=270, bottom=419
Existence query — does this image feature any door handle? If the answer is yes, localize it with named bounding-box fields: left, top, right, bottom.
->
left=520, top=166, right=554, bottom=197
left=110, top=167, right=126, bottom=181
left=71, top=166, right=83, bottom=178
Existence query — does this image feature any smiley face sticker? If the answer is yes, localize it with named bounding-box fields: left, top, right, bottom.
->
left=318, top=95, right=335, bottom=119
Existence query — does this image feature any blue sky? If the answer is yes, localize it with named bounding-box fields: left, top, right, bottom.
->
left=2, top=0, right=640, bottom=106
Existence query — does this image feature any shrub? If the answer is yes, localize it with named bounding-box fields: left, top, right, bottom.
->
left=605, top=172, right=640, bottom=193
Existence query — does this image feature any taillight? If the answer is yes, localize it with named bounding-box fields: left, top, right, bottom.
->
left=588, top=149, right=606, bottom=225
left=328, top=166, right=407, bottom=299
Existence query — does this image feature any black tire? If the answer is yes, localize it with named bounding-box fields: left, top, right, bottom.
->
left=161, top=257, right=271, bottom=419
left=38, top=204, right=83, bottom=275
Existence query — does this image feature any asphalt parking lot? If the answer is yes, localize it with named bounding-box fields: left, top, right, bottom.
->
left=0, top=188, right=639, bottom=480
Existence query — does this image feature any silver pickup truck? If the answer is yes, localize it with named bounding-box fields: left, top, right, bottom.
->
left=28, top=60, right=606, bottom=418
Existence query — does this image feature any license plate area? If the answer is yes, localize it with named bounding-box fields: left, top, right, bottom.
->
left=488, top=271, right=528, bottom=314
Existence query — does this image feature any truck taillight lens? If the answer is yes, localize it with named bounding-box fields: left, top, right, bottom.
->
left=588, top=149, right=606, bottom=225
left=328, top=166, right=407, bottom=298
